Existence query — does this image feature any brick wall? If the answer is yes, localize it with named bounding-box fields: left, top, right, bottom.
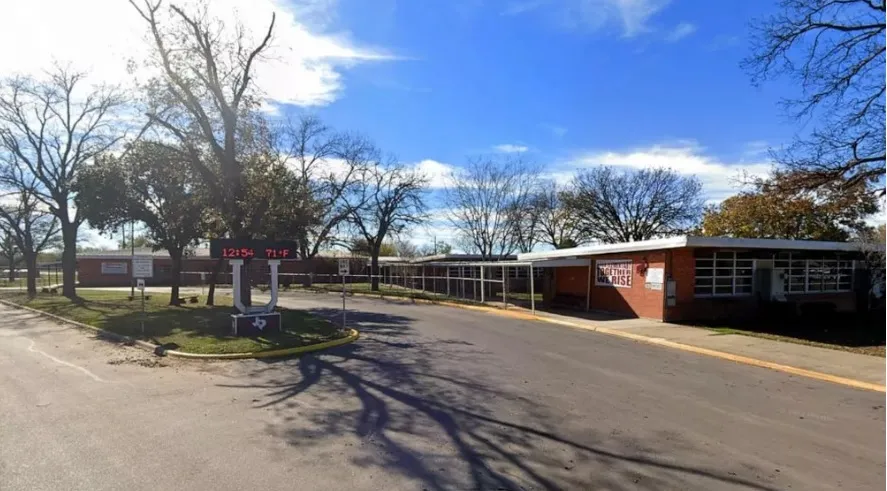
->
left=587, top=251, right=666, bottom=320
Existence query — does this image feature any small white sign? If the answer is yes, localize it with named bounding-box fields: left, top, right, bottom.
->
left=132, top=256, right=154, bottom=278
left=136, top=278, right=145, bottom=290
left=338, top=258, right=350, bottom=276
left=645, top=267, right=664, bottom=290
left=101, top=262, right=128, bottom=275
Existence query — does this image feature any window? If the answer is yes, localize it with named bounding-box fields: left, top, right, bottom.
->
left=694, top=251, right=754, bottom=297
left=774, top=253, right=853, bottom=293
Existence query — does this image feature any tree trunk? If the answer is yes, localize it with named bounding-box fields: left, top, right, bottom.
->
left=206, top=258, right=224, bottom=306
left=169, top=251, right=183, bottom=306
left=25, top=253, right=37, bottom=297
left=370, top=252, right=380, bottom=292
left=8, top=253, right=15, bottom=281
left=60, top=222, right=78, bottom=298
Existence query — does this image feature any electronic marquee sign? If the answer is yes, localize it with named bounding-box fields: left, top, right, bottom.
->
left=209, top=239, right=299, bottom=260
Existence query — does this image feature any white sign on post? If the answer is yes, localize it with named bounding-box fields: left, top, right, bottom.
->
left=338, top=259, right=350, bottom=276
left=132, top=256, right=154, bottom=278
left=645, top=267, right=664, bottom=290
left=136, top=278, right=145, bottom=290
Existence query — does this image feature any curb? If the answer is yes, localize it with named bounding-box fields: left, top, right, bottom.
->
left=158, top=329, right=360, bottom=359
left=284, top=290, right=887, bottom=393
left=0, top=298, right=360, bottom=361
left=453, top=303, right=887, bottom=393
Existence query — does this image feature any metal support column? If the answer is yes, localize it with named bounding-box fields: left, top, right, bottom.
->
left=502, top=265, right=507, bottom=308
left=480, top=265, right=485, bottom=303
left=446, top=267, right=450, bottom=297
left=529, top=263, right=536, bottom=315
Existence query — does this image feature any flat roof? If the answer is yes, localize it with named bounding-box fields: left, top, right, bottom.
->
left=517, top=236, right=865, bottom=261
left=408, top=254, right=516, bottom=264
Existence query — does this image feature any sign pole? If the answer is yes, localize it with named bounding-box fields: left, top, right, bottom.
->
left=338, top=259, right=350, bottom=330
left=141, top=286, right=145, bottom=336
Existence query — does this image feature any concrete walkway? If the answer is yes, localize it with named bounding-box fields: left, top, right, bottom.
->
left=530, top=309, right=886, bottom=386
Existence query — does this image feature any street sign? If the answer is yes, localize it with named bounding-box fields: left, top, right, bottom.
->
left=136, top=278, right=145, bottom=290
left=338, top=259, right=350, bottom=276
left=132, top=256, right=154, bottom=278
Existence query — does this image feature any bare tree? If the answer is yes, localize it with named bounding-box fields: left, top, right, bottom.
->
left=129, top=0, right=275, bottom=306
left=0, top=181, right=61, bottom=296
left=563, top=167, right=704, bottom=244
left=272, top=116, right=375, bottom=258
left=0, top=229, right=19, bottom=282
left=744, top=0, right=886, bottom=196
left=445, top=156, right=538, bottom=259
left=533, top=182, right=584, bottom=249
left=344, top=157, right=428, bottom=291
left=0, top=67, right=125, bottom=297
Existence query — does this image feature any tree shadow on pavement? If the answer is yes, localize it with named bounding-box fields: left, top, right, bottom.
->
left=221, top=308, right=782, bottom=491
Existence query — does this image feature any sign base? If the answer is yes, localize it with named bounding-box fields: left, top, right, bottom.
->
left=231, top=312, right=281, bottom=337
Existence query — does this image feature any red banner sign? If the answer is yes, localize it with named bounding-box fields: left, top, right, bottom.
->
left=596, top=259, right=633, bottom=288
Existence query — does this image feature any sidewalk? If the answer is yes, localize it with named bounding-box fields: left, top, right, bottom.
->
left=530, top=308, right=886, bottom=387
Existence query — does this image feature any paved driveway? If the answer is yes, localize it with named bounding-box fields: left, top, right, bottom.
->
left=1, top=292, right=883, bottom=490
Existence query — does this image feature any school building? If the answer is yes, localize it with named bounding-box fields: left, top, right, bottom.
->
left=517, top=236, right=873, bottom=322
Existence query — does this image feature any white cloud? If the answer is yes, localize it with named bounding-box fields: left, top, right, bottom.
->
left=0, top=0, right=397, bottom=107
left=665, top=22, right=696, bottom=42
left=413, top=159, right=455, bottom=189
left=503, top=0, right=671, bottom=37
left=561, top=143, right=773, bottom=202
left=493, top=144, right=529, bottom=153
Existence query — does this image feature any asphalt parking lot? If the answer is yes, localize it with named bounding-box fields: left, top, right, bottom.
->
left=1, top=292, right=883, bottom=490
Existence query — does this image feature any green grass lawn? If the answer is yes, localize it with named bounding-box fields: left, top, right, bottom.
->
left=704, top=325, right=886, bottom=357
left=0, top=290, right=345, bottom=354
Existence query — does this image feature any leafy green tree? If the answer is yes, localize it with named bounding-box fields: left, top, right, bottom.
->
left=76, top=141, right=207, bottom=305
left=700, top=179, right=877, bottom=241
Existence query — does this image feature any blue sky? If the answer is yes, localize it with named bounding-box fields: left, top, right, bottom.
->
left=309, top=0, right=793, bottom=169
left=3, top=0, right=831, bottom=248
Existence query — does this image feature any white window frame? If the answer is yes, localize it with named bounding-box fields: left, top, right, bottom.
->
left=775, top=253, right=854, bottom=294
left=694, top=251, right=756, bottom=298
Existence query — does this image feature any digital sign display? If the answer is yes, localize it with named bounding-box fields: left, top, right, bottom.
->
left=209, top=239, right=298, bottom=260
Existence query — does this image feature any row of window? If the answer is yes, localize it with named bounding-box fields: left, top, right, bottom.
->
left=773, top=255, right=853, bottom=294
left=693, top=252, right=855, bottom=297
left=694, top=252, right=754, bottom=297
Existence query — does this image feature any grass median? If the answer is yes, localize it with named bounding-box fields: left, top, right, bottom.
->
left=0, top=289, right=346, bottom=355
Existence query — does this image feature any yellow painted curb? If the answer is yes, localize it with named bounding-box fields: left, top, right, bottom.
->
left=163, top=329, right=360, bottom=360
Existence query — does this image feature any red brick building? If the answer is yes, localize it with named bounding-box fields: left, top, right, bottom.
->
left=518, top=236, right=869, bottom=322
left=76, top=248, right=390, bottom=287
